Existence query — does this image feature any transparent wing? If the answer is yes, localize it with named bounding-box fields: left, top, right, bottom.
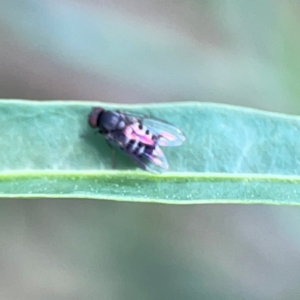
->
left=124, top=145, right=169, bottom=173
left=142, top=118, right=185, bottom=147
left=119, top=110, right=185, bottom=147
left=142, top=145, right=169, bottom=172
left=117, top=110, right=143, bottom=124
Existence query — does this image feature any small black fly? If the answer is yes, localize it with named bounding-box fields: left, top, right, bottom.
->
left=88, top=107, right=185, bottom=172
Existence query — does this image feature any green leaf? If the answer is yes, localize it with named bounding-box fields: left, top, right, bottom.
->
left=1, top=99, right=300, bottom=204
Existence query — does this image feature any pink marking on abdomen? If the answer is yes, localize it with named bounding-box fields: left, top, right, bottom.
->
left=124, top=124, right=155, bottom=146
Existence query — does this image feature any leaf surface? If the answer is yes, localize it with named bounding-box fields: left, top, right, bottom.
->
left=1, top=100, right=300, bottom=204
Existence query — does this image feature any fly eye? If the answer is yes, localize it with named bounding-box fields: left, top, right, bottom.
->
left=88, top=113, right=98, bottom=128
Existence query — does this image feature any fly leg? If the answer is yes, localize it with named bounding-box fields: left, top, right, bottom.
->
left=106, top=139, right=116, bottom=169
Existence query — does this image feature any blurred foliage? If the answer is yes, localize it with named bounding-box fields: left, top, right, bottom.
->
left=1, top=0, right=299, bottom=113
left=1, top=1, right=300, bottom=299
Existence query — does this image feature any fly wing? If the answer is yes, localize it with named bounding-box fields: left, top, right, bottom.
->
left=142, top=118, right=185, bottom=147
left=142, top=145, right=169, bottom=172
left=116, top=110, right=142, bottom=125
left=118, top=110, right=185, bottom=147
left=124, top=144, right=169, bottom=173
left=120, top=146, right=169, bottom=173
left=126, top=149, right=168, bottom=173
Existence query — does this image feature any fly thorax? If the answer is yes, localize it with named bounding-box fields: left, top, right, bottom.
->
left=117, top=120, right=125, bottom=130
left=99, top=111, right=120, bottom=131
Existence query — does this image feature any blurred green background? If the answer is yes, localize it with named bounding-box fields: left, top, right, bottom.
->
left=1, top=0, right=300, bottom=299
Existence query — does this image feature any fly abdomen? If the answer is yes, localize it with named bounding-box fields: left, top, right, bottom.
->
left=126, top=139, right=147, bottom=157
left=127, top=140, right=138, bottom=153
left=136, top=145, right=145, bottom=156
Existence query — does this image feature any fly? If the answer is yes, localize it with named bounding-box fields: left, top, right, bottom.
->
left=88, top=107, right=185, bottom=173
